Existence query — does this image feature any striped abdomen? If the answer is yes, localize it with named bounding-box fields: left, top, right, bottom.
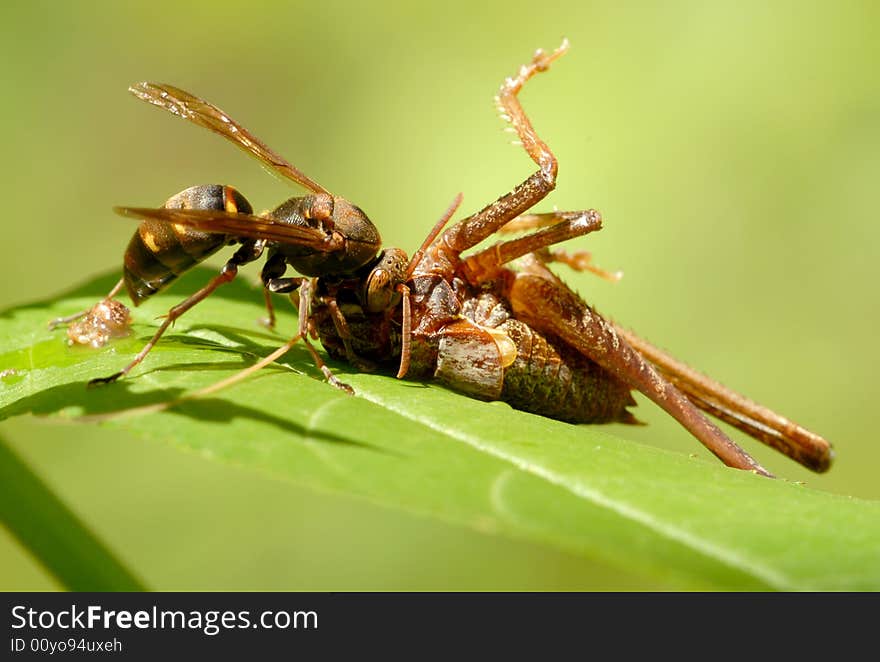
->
left=122, top=184, right=252, bottom=305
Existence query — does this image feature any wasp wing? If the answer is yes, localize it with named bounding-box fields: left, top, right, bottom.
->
left=129, top=82, right=330, bottom=196
left=115, top=206, right=343, bottom=252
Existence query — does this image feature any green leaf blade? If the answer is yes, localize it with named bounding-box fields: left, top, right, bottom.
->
left=0, top=433, right=147, bottom=591
left=2, top=270, right=878, bottom=590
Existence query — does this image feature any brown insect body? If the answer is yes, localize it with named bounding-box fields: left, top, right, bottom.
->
left=54, top=41, right=833, bottom=478
left=316, top=278, right=637, bottom=425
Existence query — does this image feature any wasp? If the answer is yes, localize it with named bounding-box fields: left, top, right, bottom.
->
left=53, top=78, right=416, bottom=393
left=55, top=41, right=832, bottom=478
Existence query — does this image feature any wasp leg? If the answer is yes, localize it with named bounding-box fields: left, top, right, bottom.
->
left=88, top=241, right=264, bottom=386
left=508, top=254, right=774, bottom=477
left=259, top=251, right=293, bottom=329
left=299, top=332, right=354, bottom=394
left=48, top=277, right=125, bottom=330
left=264, top=261, right=375, bottom=375
left=436, top=41, right=568, bottom=259
left=320, top=295, right=377, bottom=373
left=260, top=289, right=277, bottom=329
left=261, top=275, right=356, bottom=391
left=289, top=281, right=354, bottom=394
left=83, top=287, right=315, bottom=420
left=256, top=277, right=360, bottom=392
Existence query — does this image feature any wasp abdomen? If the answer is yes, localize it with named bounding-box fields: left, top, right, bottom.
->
left=123, top=184, right=252, bottom=305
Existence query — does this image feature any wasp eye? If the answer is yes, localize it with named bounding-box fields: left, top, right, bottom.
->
left=364, top=269, right=397, bottom=313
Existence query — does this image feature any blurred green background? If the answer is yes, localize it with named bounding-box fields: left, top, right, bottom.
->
left=1, top=0, right=878, bottom=590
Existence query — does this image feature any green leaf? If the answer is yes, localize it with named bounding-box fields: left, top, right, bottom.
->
left=2, top=270, right=879, bottom=590
left=0, top=432, right=146, bottom=591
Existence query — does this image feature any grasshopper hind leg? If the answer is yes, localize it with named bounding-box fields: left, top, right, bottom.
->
left=508, top=254, right=774, bottom=477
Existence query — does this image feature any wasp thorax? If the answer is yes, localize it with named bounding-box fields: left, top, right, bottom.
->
left=272, top=195, right=382, bottom=277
